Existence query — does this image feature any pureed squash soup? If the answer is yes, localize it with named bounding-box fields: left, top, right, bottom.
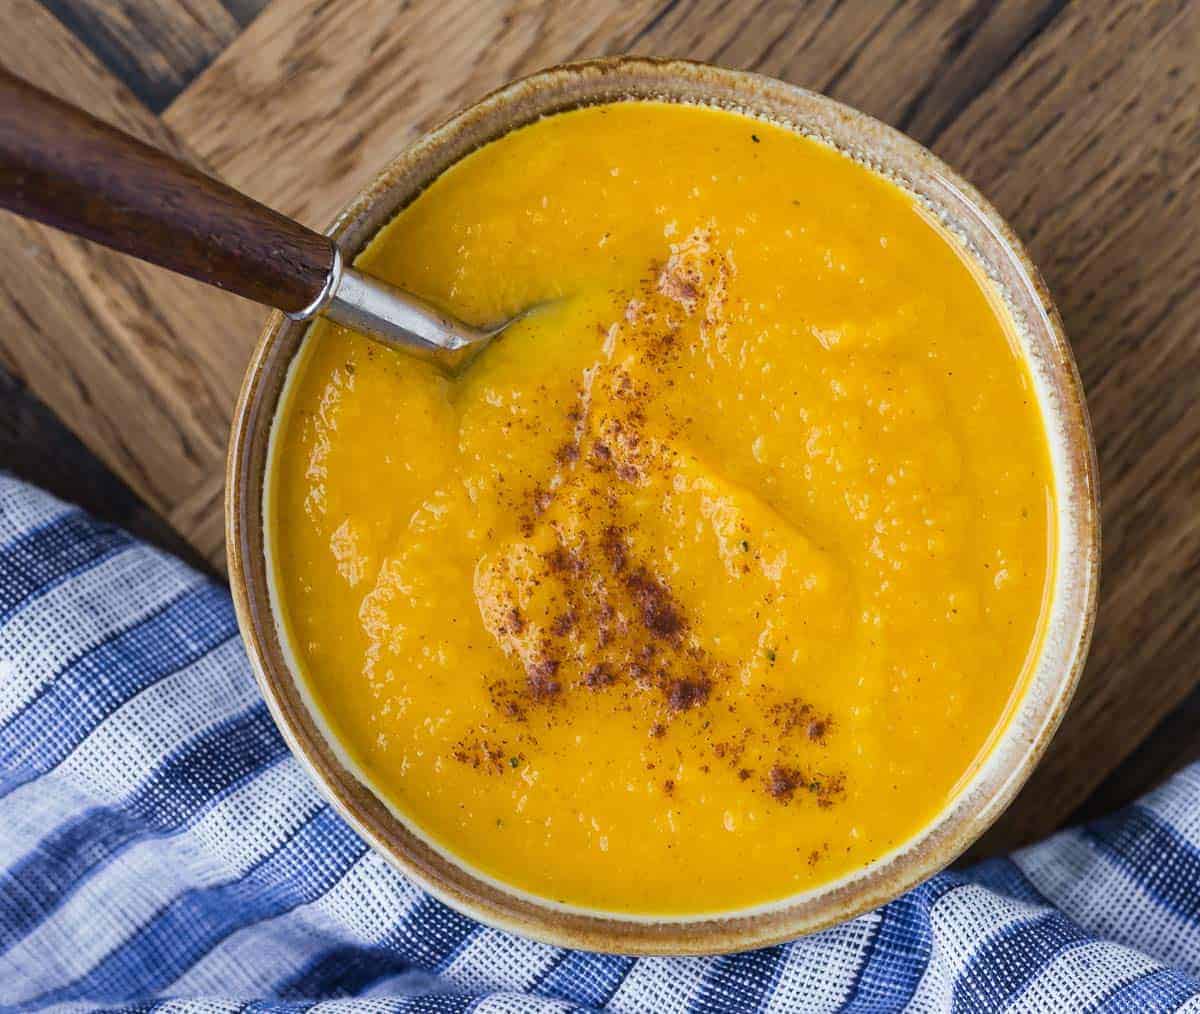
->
left=268, top=101, right=1053, bottom=915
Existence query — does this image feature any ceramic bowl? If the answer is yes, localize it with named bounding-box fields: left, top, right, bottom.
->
left=227, top=57, right=1099, bottom=955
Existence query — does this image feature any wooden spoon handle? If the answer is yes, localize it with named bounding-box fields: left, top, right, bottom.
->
left=0, top=67, right=335, bottom=315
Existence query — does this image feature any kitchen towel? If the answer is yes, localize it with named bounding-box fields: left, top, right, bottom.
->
left=0, top=473, right=1197, bottom=1014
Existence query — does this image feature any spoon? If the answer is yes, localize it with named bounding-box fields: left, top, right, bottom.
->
left=0, top=67, right=506, bottom=360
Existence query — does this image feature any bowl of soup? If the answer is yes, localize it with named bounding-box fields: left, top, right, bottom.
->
left=227, top=58, right=1098, bottom=953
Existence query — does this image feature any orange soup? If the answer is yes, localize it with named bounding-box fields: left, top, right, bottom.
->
left=268, top=101, right=1053, bottom=914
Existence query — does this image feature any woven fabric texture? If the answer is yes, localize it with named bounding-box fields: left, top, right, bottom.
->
left=0, top=475, right=1196, bottom=1013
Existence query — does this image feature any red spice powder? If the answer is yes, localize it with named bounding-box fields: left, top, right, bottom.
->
left=458, top=241, right=848, bottom=810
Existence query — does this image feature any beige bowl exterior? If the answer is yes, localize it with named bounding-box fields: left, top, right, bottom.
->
left=226, top=57, right=1099, bottom=955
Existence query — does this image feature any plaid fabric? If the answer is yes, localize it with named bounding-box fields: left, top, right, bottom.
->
left=0, top=474, right=1197, bottom=1014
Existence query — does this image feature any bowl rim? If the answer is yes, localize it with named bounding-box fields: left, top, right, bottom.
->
left=226, top=55, right=1100, bottom=955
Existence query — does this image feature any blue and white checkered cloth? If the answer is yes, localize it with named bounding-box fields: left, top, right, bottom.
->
left=0, top=473, right=1197, bottom=1013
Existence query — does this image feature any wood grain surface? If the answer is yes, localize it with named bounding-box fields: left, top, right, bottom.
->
left=2, top=0, right=1197, bottom=850
left=0, top=0, right=263, bottom=564
left=0, top=367, right=212, bottom=575
left=37, top=0, right=250, bottom=110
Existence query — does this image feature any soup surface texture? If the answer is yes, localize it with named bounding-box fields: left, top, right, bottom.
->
left=269, top=101, right=1053, bottom=915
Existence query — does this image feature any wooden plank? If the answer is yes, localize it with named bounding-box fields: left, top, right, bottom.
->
left=0, top=368, right=213, bottom=575
left=167, top=474, right=227, bottom=571
left=37, top=0, right=256, bottom=110
left=222, top=0, right=269, bottom=28
left=0, top=0, right=265, bottom=570
left=936, top=0, right=1200, bottom=852
left=1071, top=680, right=1200, bottom=826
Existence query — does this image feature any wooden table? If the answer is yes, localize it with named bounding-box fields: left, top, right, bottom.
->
left=1, top=0, right=1196, bottom=856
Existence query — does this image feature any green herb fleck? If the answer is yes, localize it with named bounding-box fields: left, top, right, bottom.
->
left=509, top=756, right=520, bottom=769
left=766, top=648, right=777, bottom=664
